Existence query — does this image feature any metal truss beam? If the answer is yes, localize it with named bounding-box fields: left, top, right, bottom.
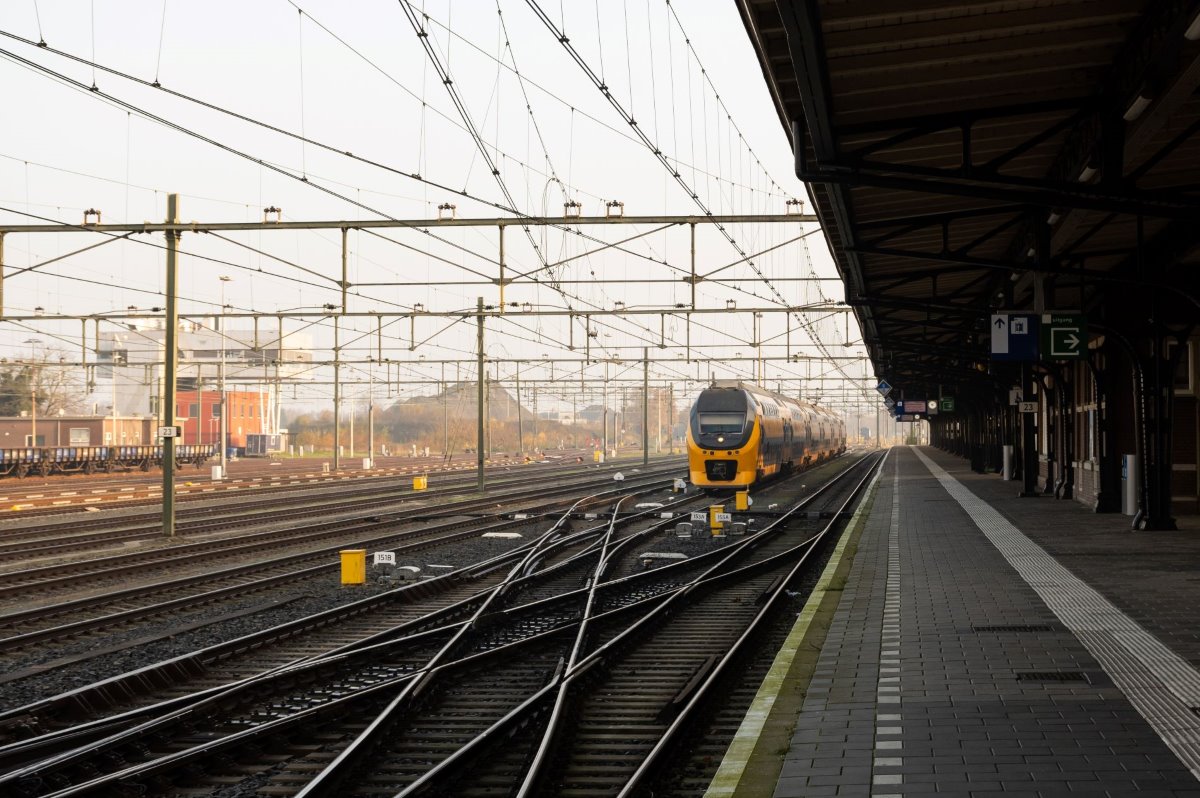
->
left=835, top=98, right=1088, bottom=138
left=855, top=204, right=1028, bottom=232
left=847, top=295, right=987, bottom=318
left=0, top=213, right=816, bottom=235
left=0, top=305, right=853, bottom=323
left=798, top=163, right=1198, bottom=219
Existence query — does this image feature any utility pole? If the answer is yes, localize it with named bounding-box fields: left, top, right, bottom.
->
left=275, top=315, right=284, bottom=438
left=367, top=360, right=374, bottom=467
left=656, top=383, right=662, bottom=454
left=162, top=193, right=180, bottom=538
left=602, top=362, right=609, bottom=458
left=111, top=358, right=118, bottom=445
left=333, top=317, right=341, bottom=470
left=476, top=298, right=485, bottom=490
left=515, top=362, right=523, bottom=454
left=643, top=348, right=649, bottom=466
left=218, top=275, right=231, bottom=476
left=668, top=382, right=675, bottom=454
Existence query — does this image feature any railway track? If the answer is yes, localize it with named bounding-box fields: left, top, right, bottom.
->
left=0, top=455, right=667, bottom=557
left=0, top=462, right=686, bottom=618
left=0, top=457, right=433, bottom=512
left=0, top=450, right=883, bottom=797
left=0, top=451, right=599, bottom=516
left=0, top=484, right=695, bottom=771
left=0, top=463, right=686, bottom=638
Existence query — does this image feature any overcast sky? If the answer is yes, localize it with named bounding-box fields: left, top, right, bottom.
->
left=0, top=0, right=872, bottom=408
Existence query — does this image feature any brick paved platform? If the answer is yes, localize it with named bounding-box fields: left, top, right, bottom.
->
left=769, top=446, right=1200, bottom=797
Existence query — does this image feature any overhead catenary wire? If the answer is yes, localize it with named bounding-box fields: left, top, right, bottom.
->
left=396, top=0, right=549, bottom=271
left=0, top=15, right=869, bottom=399
left=659, top=0, right=790, bottom=199
left=0, top=39, right=708, bottom=356
left=0, top=30, right=677, bottom=275
left=414, top=7, right=784, bottom=199
left=521, top=0, right=860, bottom=386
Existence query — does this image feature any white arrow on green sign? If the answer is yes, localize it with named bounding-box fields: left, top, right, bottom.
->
left=1040, top=313, right=1087, bottom=360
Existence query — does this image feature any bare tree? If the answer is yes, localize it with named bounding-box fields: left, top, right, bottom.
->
left=34, top=355, right=89, bottom=416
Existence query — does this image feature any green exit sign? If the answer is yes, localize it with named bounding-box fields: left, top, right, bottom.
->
left=939, top=397, right=955, bottom=413
left=1040, top=313, right=1087, bottom=360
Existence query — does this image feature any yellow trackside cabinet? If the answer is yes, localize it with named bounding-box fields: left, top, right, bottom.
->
left=413, top=475, right=428, bottom=491
left=735, top=490, right=750, bottom=511
left=709, top=504, right=726, bottom=533
left=340, top=549, right=367, bottom=585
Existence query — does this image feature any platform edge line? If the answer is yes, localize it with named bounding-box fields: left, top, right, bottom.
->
left=703, top=451, right=888, bottom=798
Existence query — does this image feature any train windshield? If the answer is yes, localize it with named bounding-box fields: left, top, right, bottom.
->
left=698, top=412, right=746, bottom=434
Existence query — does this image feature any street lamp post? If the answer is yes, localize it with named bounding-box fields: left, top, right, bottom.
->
left=218, top=276, right=231, bottom=476
left=22, top=339, right=41, bottom=446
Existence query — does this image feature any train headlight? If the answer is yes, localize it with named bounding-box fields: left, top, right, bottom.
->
left=717, top=436, right=725, bottom=444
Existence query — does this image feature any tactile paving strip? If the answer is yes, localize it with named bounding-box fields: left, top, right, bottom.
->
left=913, top=447, right=1200, bottom=780
left=871, top=461, right=904, bottom=797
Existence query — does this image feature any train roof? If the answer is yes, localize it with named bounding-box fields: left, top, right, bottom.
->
left=705, top=381, right=840, bottom=418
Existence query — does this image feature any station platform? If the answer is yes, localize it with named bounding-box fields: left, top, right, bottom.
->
left=709, top=446, right=1200, bottom=798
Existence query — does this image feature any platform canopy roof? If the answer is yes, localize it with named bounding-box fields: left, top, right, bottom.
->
left=739, top=0, right=1200, bottom=396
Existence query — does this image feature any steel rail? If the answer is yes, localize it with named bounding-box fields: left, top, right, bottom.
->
left=0, top=491, right=696, bottom=790
left=618, top=451, right=886, bottom=795
left=2, top=457, right=867, bottom=794
left=0, top=462, right=685, bottom=600
left=0, top=485, right=692, bottom=756
left=0, top=469, right=683, bottom=653
left=388, top=454, right=876, bottom=796
left=0, top=454, right=666, bottom=546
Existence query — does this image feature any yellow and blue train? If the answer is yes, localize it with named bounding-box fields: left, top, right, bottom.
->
left=687, top=381, right=846, bottom=490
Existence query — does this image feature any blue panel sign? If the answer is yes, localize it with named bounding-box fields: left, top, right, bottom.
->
left=876, top=380, right=892, bottom=396
left=990, top=313, right=1040, bottom=362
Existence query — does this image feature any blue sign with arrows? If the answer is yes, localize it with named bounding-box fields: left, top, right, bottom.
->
left=990, top=313, right=1040, bottom=362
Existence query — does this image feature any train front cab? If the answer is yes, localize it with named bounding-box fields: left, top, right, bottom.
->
left=687, top=387, right=761, bottom=490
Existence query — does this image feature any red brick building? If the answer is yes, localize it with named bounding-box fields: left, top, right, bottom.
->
left=175, top=389, right=269, bottom=449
